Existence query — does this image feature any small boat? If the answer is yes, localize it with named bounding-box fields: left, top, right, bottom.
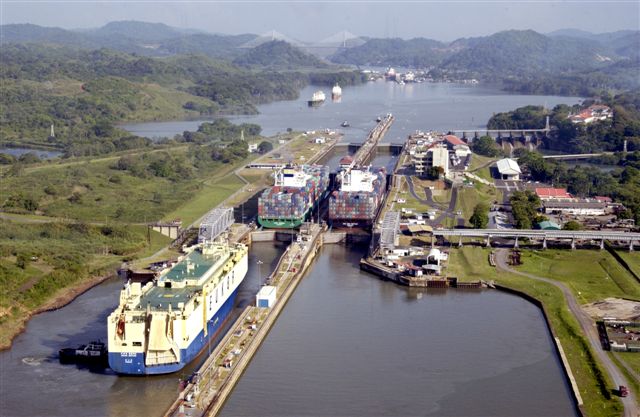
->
left=376, top=116, right=382, bottom=123
left=59, top=340, right=108, bottom=366
left=341, top=121, right=350, bottom=127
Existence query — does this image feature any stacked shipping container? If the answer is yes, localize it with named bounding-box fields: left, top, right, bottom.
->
left=329, top=167, right=387, bottom=227
left=258, top=165, right=330, bottom=228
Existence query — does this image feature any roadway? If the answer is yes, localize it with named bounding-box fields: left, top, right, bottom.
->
left=495, top=249, right=638, bottom=417
left=433, top=228, right=640, bottom=242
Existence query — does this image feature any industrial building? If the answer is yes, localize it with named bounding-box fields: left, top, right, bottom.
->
left=535, top=187, right=573, bottom=201
left=543, top=200, right=607, bottom=216
left=496, top=158, right=522, bottom=180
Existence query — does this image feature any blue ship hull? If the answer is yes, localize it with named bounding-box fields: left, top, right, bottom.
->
left=108, top=288, right=238, bottom=375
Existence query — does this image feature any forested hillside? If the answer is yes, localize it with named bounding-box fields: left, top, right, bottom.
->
left=0, top=43, right=359, bottom=156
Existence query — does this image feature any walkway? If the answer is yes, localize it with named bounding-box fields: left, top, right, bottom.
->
left=495, top=249, right=638, bottom=417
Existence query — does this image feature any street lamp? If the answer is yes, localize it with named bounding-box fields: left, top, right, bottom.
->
left=256, top=259, right=263, bottom=285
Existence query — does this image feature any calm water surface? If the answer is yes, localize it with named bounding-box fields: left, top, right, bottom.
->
left=0, top=147, right=62, bottom=159
left=122, top=82, right=582, bottom=143
left=220, top=246, right=577, bottom=417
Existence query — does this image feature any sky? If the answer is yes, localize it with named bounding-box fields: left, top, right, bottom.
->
left=1, top=1, right=639, bottom=42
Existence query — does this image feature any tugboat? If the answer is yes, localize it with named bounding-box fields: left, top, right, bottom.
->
left=59, top=340, right=108, bottom=366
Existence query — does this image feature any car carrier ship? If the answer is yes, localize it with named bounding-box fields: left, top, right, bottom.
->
left=329, top=166, right=387, bottom=228
left=258, top=164, right=330, bottom=229
left=107, top=241, right=248, bottom=375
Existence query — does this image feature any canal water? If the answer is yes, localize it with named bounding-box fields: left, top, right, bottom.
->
left=1, top=81, right=582, bottom=417
left=219, top=246, right=577, bottom=417
left=122, top=81, right=582, bottom=144
left=0, top=147, right=62, bottom=159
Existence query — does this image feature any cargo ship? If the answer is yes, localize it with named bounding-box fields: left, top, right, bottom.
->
left=329, top=166, right=387, bottom=228
left=107, top=241, right=248, bottom=375
left=258, top=164, right=330, bottom=228
left=332, top=84, right=342, bottom=101
left=308, top=90, right=326, bottom=107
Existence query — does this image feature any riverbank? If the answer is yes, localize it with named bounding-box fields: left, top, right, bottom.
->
left=0, top=271, right=114, bottom=351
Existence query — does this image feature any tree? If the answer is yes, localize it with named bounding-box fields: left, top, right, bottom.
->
left=258, top=141, right=273, bottom=154
left=510, top=190, right=541, bottom=229
left=562, top=220, right=583, bottom=230
left=471, top=136, right=502, bottom=157
left=469, top=203, right=489, bottom=229
left=426, top=166, right=444, bottom=180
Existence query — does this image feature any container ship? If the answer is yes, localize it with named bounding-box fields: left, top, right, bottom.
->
left=107, top=241, right=248, bottom=375
left=329, top=166, right=387, bottom=228
left=308, top=90, right=326, bottom=107
left=258, top=164, right=330, bottom=228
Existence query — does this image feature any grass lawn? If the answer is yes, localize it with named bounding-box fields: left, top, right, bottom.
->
left=613, top=250, right=640, bottom=280
left=468, top=154, right=497, bottom=182
left=163, top=174, right=245, bottom=226
left=516, top=250, right=640, bottom=303
left=447, top=246, right=623, bottom=417
left=455, top=182, right=500, bottom=227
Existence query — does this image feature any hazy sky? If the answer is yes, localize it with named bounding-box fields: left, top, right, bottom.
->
left=2, top=1, right=639, bottom=42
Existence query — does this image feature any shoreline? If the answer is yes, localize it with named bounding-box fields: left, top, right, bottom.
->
left=0, top=272, right=115, bottom=351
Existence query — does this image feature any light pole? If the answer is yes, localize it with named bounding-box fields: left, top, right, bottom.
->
left=256, top=259, right=263, bottom=285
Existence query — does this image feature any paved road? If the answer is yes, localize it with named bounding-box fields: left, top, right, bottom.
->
left=404, top=175, right=463, bottom=226
left=495, top=249, right=638, bottom=417
left=405, top=175, right=446, bottom=209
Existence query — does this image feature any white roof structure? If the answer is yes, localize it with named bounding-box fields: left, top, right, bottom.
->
left=496, top=158, right=522, bottom=175
left=380, top=211, right=400, bottom=250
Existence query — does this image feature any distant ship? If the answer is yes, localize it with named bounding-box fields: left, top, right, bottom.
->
left=331, top=84, right=342, bottom=101
left=308, top=90, right=326, bottom=107
left=341, top=121, right=350, bottom=127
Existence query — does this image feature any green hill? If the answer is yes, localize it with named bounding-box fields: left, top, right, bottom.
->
left=330, top=37, right=447, bottom=67
left=233, top=40, right=328, bottom=69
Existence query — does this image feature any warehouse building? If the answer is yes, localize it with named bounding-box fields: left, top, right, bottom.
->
left=496, top=158, right=522, bottom=180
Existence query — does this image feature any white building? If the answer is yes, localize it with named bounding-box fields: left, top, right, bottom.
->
left=412, top=144, right=449, bottom=177
left=247, top=143, right=259, bottom=153
left=543, top=200, right=606, bottom=216
left=496, top=158, right=521, bottom=181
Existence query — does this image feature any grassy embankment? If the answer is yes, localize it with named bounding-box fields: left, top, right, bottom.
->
left=455, top=182, right=501, bottom=227
left=447, top=246, right=624, bottom=417
left=468, top=154, right=497, bottom=182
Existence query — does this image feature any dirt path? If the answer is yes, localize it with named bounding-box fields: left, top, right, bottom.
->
left=495, top=249, right=638, bottom=416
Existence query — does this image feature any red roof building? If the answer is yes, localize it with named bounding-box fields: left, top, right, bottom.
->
left=444, top=135, right=465, bottom=146
left=535, top=187, right=573, bottom=200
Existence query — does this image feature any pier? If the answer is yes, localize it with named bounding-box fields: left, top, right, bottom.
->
left=350, top=114, right=395, bottom=168
left=163, top=223, right=324, bottom=417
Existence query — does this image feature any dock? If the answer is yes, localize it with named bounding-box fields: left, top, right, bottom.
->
left=163, top=223, right=324, bottom=417
left=351, top=113, right=394, bottom=167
